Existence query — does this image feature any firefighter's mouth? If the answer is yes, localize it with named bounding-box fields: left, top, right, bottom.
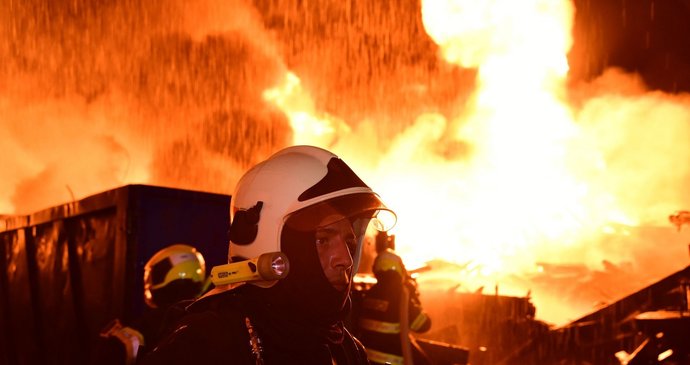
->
left=332, top=282, right=349, bottom=292
left=331, top=272, right=351, bottom=291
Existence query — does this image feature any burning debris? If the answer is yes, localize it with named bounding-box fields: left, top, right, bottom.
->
left=669, top=210, right=690, bottom=231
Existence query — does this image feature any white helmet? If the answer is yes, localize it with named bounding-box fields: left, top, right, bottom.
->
left=228, top=145, right=396, bottom=276
left=227, top=145, right=396, bottom=323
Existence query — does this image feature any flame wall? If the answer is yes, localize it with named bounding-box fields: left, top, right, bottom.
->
left=2, top=0, right=690, bottom=327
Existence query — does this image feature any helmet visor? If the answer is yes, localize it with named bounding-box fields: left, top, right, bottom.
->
left=284, top=193, right=396, bottom=233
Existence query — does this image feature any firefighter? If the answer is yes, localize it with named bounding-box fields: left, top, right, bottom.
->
left=357, top=243, right=432, bottom=365
left=140, top=145, right=397, bottom=364
left=91, top=243, right=209, bottom=365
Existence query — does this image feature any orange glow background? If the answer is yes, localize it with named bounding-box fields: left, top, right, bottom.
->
left=2, top=0, right=690, bottom=325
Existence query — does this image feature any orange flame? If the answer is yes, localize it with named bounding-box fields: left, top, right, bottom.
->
left=3, top=0, right=690, bottom=326
left=263, top=0, right=690, bottom=324
left=263, top=72, right=350, bottom=147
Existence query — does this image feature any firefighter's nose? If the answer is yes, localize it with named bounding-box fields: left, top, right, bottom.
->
left=332, top=237, right=353, bottom=269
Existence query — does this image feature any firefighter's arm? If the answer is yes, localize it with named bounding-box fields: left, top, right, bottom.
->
left=98, top=318, right=145, bottom=365
left=405, top=278, right=431, bottom=333
left=408, top=307, right=431, bottom=333
left=405, top=276, right=423, bottom=306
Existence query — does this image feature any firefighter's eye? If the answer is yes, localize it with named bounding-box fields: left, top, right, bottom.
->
left=315, top=233, right=329, bottom=246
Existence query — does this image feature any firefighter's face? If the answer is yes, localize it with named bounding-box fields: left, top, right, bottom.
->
left=315, top=215, right=356, bottom=292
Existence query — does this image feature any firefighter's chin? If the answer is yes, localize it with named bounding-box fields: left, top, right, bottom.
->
left=330, top=276, right=350, bottom=292
left=332, top=282, right=349, bottom=292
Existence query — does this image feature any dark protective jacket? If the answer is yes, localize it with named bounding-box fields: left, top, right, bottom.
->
left=356, top=271, right=432, bottom=365
left=140, top=284, right=370, bottom=365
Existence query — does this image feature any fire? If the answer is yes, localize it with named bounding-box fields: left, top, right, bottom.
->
left=263, top=72, right=349, bottom=147
left=262, top=0, right=690, bottom=325
left=382, top=0, right=590, bottom=270
left=3, top=0, right=690, bottom=326
left=396, top=0, right=689, bottom=324
left=409, top=0, right=605, bottom=273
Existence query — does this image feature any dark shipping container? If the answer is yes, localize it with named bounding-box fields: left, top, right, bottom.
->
left=0, top=184, right=230, bottom=365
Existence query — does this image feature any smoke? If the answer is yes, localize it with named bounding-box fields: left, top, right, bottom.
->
left=575, top=68, right=690, bottom=225
left=0, top=0, right=292, bottom=214
left=0, top=93, right=144, bottom=213
left=1, top=0, right=470, bottom=215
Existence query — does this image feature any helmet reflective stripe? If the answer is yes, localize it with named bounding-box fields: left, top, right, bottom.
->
left=149, top=252, right=202, bottom=286
left=168, top=252, right=199, bottom=266
left=149, top=259, right=204, bottom=290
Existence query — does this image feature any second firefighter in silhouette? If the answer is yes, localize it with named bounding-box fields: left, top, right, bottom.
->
left=357, top=235, right=432, bottom=365
left=92, top=243, right=210, bottom=364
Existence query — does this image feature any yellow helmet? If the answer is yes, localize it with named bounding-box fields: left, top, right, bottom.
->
left=143, top=244, right=207, bottom=308
left=372, top=249, right=406, bottom=279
